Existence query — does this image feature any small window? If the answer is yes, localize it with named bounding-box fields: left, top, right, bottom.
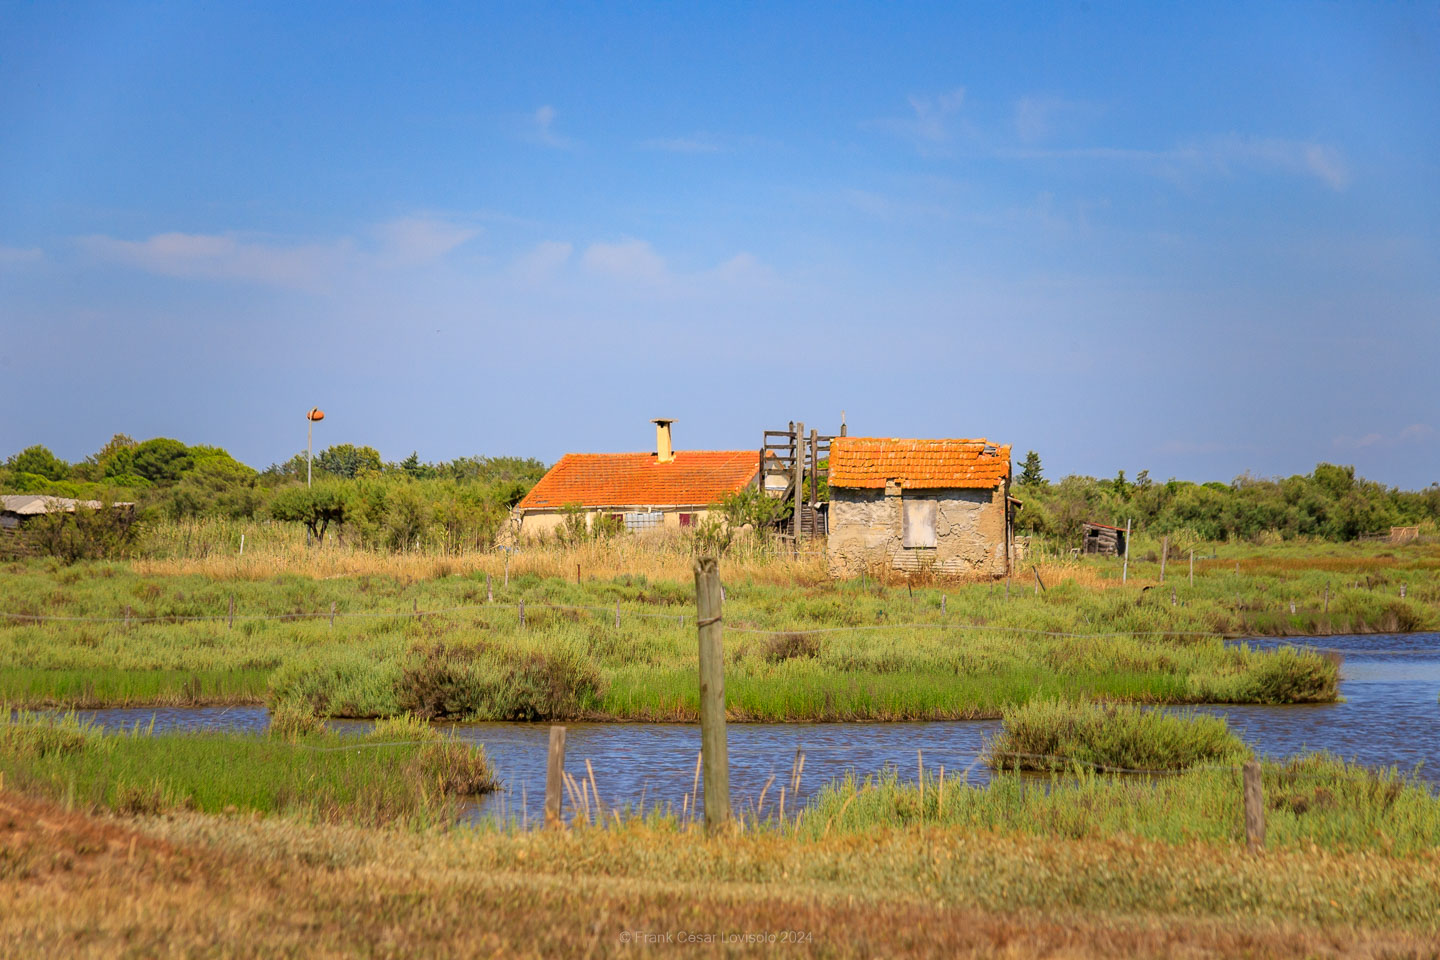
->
left=678, top=513, right=696, bottom=527
left=902, top=499, right=937, bottom=548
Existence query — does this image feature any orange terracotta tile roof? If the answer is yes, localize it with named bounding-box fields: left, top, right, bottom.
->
left=829, top=437, right=1011, bottom=489
left=516, top=451, right=760, bottom=510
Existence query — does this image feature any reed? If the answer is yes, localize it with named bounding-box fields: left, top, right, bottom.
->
left=984, top=699, right=1249, bottom=772
left=0, top=710, right=496, bottom=827
left=800, top=752, right=1440, bottom=856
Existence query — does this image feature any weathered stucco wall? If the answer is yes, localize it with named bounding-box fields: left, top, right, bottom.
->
left=826, top=485, right=1008, bottom=578
left=515, top=506, right=720, bottom=540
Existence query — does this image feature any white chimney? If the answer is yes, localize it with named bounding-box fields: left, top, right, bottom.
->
left=652, top=418, right=676, bottom=464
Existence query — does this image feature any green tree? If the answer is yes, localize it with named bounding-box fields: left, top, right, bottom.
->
left=1018, top=450, right=1044, bottom=486
left=91, top=434, right=139, bottom=478
left=383, top=484, right=433, bottom=550
left=717, top=484, right=787, bottom=528
left=398, top=452, right=437, bottom=479
left=268, top=484, right=351, bottom=543
left=131, top=438, right=194, bottom=484
left=1312, top=463, right=1355, bottom=500
left=316, top=443, right=383, bottom=479
left=5, top=445, right=68, bottom=480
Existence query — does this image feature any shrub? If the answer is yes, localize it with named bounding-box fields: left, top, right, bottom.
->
left=762, top=632, right=821, bottom=663
left=268, top=650, right=400, bottom=718
left=397, top=641, right=604, bottom=721
left=986, top=699, right=1248, bottom=772
left=268, top=703, right=328, bottom=741
left=1237, top=647, right=1339, bottom=704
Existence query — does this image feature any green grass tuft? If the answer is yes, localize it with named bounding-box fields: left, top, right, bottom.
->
left=985, top=699, right=1249, bottom=772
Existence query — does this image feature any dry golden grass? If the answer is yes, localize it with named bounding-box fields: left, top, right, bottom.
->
left=4, top=789, right=1440, bottom=959
left=131, top=536, right=1120, bottom=594
left=131, top=537, right=833, bottom=586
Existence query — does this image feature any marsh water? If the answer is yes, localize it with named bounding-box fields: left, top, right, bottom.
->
left=71, top=632, right=1440, bottom=825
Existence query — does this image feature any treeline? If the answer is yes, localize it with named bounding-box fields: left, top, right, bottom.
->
left=1013, top=454, right=1440, bottom=545
left=2, top=437, right=546, bottom=553
left=8, top=438, right=1440, bottom=556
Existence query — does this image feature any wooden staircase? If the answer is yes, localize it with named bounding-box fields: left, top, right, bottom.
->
left=760, top=422, right=839, bottom=540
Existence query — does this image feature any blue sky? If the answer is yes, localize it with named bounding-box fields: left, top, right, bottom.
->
left=2, top=2, right=1437, bottom=486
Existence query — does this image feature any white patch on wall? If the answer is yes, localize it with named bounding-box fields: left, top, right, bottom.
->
left=902, top=499, right=937, bottom=548
left=624, top=511, right=664, bottom=533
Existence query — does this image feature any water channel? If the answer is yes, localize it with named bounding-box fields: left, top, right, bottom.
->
left=69, top=633, right=1440, bottom=826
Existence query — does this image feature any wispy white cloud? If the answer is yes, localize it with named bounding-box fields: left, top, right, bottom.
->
left=641, top=135, right=722, bottom=154
left=79, top=232, right=351, bottom=290
left=79, top=216, right=480, bottom=289
left=0, top=245, right=43, bottom=266
left=868, top=88, right=967, bottom=151
left=526, top=105, right=574, bottom=149
left=708, top=251, right=774, bottom=287
left=1004, top=134, right=1351, bottom=190
left=1014, top=96, right=1102, bottom=143
left=508, top=241, right=574, bottom=283
left=373, top=217, right=480, bottom=266
left=1333, top=423, right=1433, bottom=450
left=580, top=239, right=666, bottom=283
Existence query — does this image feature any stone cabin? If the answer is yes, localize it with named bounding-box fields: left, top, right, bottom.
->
left=512, top=420, right=761, bottom=539
left=825, top=438, right=1014, bottom=578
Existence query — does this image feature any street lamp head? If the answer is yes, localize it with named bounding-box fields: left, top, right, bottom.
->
left=307, top=408, right=325, bottom=422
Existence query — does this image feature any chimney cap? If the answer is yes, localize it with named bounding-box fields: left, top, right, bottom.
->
left=651, top=417, right=676, bottom=426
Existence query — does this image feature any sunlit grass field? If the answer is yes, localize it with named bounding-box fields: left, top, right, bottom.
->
left=4, top=544, right=1393, bottom=717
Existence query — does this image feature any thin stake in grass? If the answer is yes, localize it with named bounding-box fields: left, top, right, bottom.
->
left=689, top=749, right=702, bottom=822
left=917, top=749, right=924, bottom=813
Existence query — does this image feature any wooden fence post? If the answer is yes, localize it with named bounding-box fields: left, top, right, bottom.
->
left=1189, top=550, right=1194, bottom=586
left=1159, top=536, right=1167, bottom=583
left=227, top=594, right=235, bottom=630
left=941, top=594, right=946, bottom=615
left=125, top=605, right=131, bottom=630
left=1243, top=759, right=1265, bottom=853
left=793, top=421, right=805, bottom=555
left=545, top=725, right=567, bottom=829
left=694, top=556, right=731, bottom=832
left=519, top=600, right=525, bottom=627
left=1324, top=582, right=1330, bottom=613
left=1032, top=566, right=1046, bottom=593
left=486, top=573, right=493, bottom=603
left=615, top=600, right=620, bottom=630
left=329, top=601, right=336, bottom=628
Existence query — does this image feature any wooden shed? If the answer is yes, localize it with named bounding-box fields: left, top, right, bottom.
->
left=1081, top=521, right=1126, bottom=557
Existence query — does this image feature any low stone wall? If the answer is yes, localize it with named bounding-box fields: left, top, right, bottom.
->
left=826, top=486, right=1008, bottom=579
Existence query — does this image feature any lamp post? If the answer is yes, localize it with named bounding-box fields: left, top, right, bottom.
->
left=306, top=408, right=325, bottom=487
